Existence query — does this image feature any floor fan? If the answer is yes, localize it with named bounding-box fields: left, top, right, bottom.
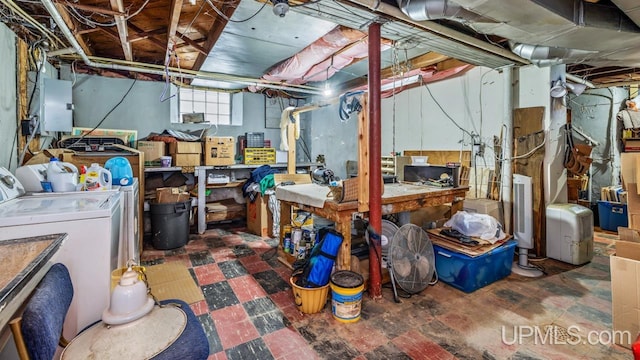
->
left=387, top=224, right=436, bottom=302
left=512, top=174, right=543, bottom=277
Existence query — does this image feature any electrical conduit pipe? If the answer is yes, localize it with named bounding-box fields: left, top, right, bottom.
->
left=39, top=0, right=324, bottom=96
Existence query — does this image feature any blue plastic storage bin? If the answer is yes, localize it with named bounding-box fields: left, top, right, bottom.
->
left=597, top=201, right=628, bottom=232
left=433, top=239, right=517, bottom=293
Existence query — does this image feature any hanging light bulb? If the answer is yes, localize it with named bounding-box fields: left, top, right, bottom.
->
left=323, top=82, right=333, bottom=97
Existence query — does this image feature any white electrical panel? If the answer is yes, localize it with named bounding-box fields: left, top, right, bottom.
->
left=40, top=78, right=73, bottom=135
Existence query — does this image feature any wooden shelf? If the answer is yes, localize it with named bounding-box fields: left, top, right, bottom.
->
left=206, top=181, right=245, bottom=189
left=144, top=166, right=182, bottom=173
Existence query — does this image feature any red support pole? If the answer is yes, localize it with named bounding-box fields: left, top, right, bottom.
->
left=368, top=22, right=383, bottom=299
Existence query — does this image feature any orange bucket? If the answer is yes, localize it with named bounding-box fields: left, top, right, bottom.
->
left=289, top=277, right=329, bottom=314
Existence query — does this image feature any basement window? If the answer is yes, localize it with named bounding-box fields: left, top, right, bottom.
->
left=178, top=88, right=232, bottom=125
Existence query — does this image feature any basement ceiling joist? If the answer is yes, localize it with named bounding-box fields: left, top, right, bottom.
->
left=291, top=0, right=526, bottom=70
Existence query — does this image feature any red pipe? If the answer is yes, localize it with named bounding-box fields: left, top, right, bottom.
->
left=368, top=22, right=383, bottom=299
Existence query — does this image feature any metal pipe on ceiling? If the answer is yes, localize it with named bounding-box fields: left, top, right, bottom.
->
left=40, top=0, right=324, bottom=95
left=566, top=73, right=596, bottom=89
left=342, top=0, right=528, bottom=65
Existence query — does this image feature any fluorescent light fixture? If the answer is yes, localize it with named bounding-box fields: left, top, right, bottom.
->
left=381, top=74, right=421, bottom=92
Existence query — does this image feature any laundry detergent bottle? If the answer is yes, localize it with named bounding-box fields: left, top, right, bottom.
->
left=85, top=163, right=113, bottom=191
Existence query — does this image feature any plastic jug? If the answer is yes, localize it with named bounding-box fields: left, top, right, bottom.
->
left=47, top=157, right=79, bottom=192
left=85, top=163, right=113, bottom=191
left=104, top=157, right=134, bottom=186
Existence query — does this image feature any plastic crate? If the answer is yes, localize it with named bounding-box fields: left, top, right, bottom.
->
left=597, top=201, right=628, bottom=231
left=245, top=132, right=265, bottom=148
left=433, top=239, right=516, bottom=293
left=244, top=148, right=276, bottom=165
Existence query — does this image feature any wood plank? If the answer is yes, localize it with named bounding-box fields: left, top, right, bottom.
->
left=109, top=0, right=132, bottom=61
left=191, top=0, right=240, bottom=71
left=358, top=95, right=369, bottom=212
left=338, top=52, right=450, bottom=92
left=514, top=106, right=544, bottom=138
left=513, top=130, right=546, bottom=257
left=128, top=23, right=166, bottom=51
left=428, top=229, right=512, bottom=257
left=54, top=4, right=93, bottom=56
left=54, top=0, right=124, bottom=16
left=166, top=0, right=184, bottom=61
left=287, top=123, right=296, bottom=174
left=403, top=150, right=471, bottom=167
left=128, top=27, right=167, bottom=42
left=175, top=31, right=207, bottom=56
left=273, top=174, right=311, bottom=184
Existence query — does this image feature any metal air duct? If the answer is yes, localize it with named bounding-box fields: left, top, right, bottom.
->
left=397, top=0, right=485, bottom=23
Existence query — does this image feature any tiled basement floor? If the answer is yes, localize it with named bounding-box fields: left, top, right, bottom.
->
left=140, top=227, right=632, bottom=360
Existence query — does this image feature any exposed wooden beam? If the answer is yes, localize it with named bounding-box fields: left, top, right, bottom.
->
left=99, top=27, right=122, bottom=43
left=175, top=31, right=207, bottom=56
left=585, top=67, right=637, bottom=80
left=54, top=0, right=124, bottom=16
left=166, top=0, right=184, bottom=60
left=192, top=0, right=241, bottom=71
left=436, top=58, right=467, bottom=71
left=128, top=23, right=167, bottom=51
left=337, top=51, right=450, bottom=92
left=128, top=27, right=167, bottom=42
left=75, top=28, right=100, bottom=36
left=54, top=3, right=92, bottom=56
left=109, top=0, right=132, bottom=60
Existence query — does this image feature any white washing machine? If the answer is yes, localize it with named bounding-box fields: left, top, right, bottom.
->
left=0, top=168, right=122, bottom=340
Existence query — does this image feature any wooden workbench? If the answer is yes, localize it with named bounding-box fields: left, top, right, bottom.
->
left=277, top=183, right=468, bottom=270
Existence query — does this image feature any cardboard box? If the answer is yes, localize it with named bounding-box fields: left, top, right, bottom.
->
left=172, top=153, right=201, bottom=167
left=204, top=136, right=235, bottom=166
left=156, top=187, right=190, bottom=203
left=137, top=141, right=166, bottom=162
left=610, top=240, right=640, bottom=349
left=246, top=194, right=273, bottom=238
left=627, top=184, right=640, bottom=213
left=618, top=227, right=640, bottom=242
left=169, top=141, right=202, bottom=154
left=620, top=153, right=640, bottom=192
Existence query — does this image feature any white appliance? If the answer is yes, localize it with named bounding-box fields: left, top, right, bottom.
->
left=546, top=203, right=594, bottom=265
left=0, top=169, right=122, bottom=340
left=118, top=178, right=140, bottom=268
left=512, top=174, right=543, bottom=277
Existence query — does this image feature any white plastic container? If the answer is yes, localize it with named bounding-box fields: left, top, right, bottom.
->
left=546, top=203, right=594, bottom=265
left=85, top=163, right=113, bottom=191
left=47, top=157, right=79, bottom=192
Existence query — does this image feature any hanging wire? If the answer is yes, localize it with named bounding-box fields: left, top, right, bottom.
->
left=423, top=82, right=475, bottom=138
left=204, top=0, right=266, bottom=23
left=63, top=0, right=151, bottom=27
left=64, top=76, right=138, bottom=149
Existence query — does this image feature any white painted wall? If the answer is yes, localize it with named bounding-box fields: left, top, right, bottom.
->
left=66, top=73, right=289, bottom=158
left=0, top=23, right=17, bottom=171
left=570, top=87, right=627, bottom=202
left=381, top=66, right=505, bottom=165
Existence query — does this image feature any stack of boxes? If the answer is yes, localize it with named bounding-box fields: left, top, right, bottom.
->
left=137, top=141, right=166, bottom=166
left=169, top=141, right=202, bottom=167
left=611, top=152, right=640, bottom=349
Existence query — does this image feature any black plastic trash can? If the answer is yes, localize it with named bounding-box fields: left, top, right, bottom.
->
left=150, top=200, right=192, bottom=250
